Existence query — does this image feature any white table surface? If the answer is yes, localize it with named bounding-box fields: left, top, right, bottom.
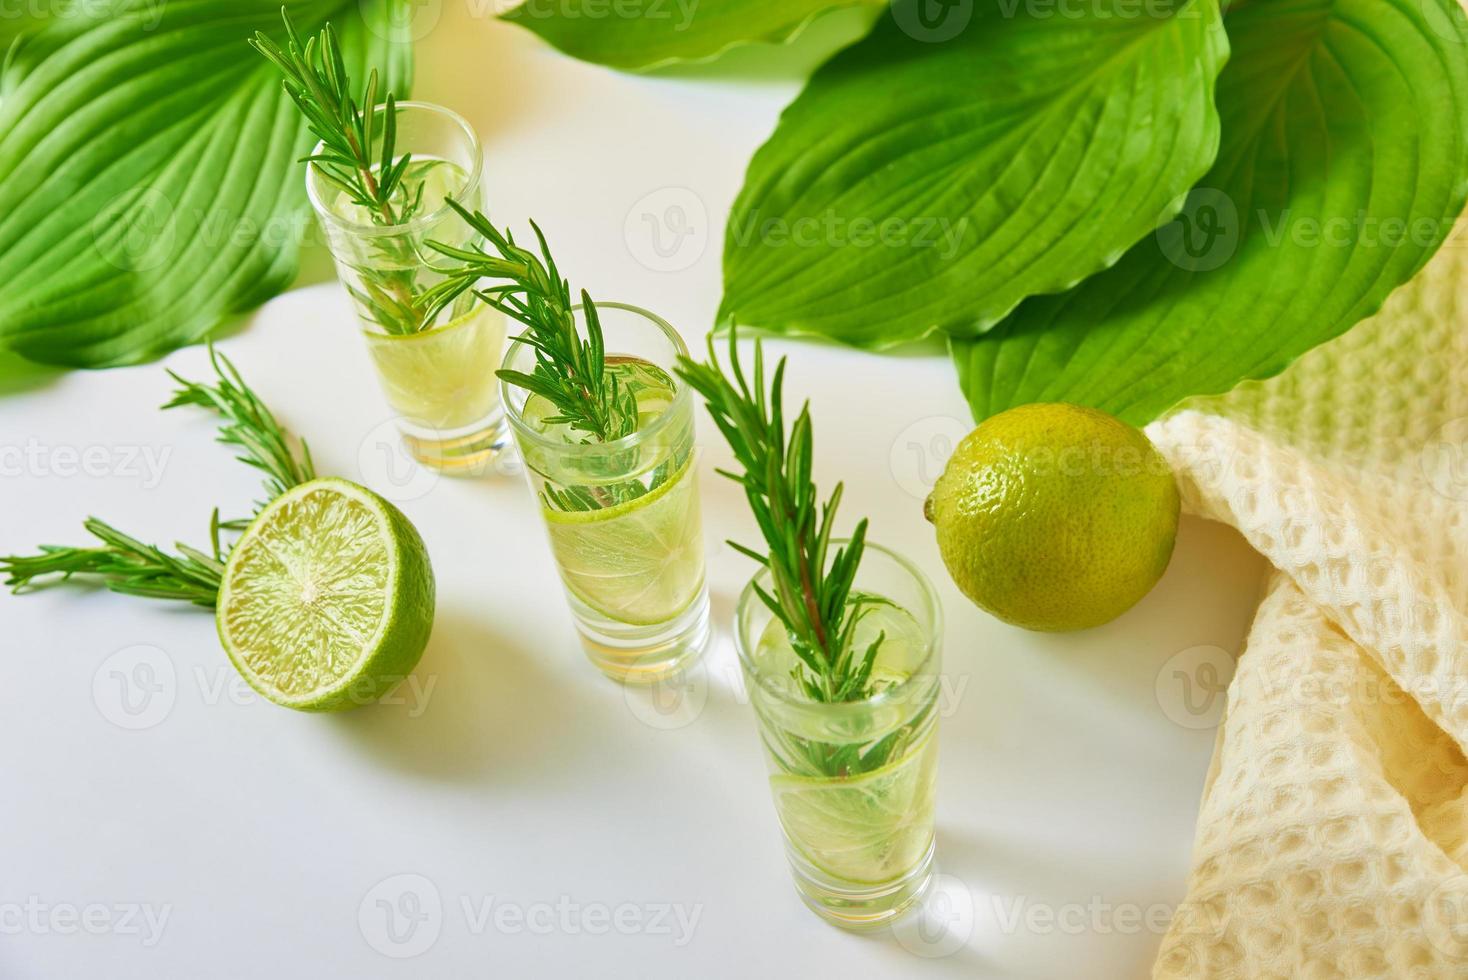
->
left=0, top=7, right=1269, bottom=978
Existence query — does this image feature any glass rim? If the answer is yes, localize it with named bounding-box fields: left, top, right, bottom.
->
left=304, top=100, right=483, bottom=237
left=732, top=540, right=944, bottom=713
left=501, top=301, right=693, bottom=455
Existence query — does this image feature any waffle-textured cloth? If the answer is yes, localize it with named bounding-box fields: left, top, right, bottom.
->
left=1143, top=223, right=1468, bottom=978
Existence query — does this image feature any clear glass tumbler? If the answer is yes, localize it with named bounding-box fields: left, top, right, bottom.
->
left=306, top=100, right=507, bottom=473
left=502, top=302, right=711, bottom=683
left=734, top=542, right=944, bottom=929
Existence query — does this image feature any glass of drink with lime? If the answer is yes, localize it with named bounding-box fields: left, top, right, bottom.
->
left=733, top=541, right=943, bottom=928
left=502, top=303, right=710, bottom=683
left=306, top=101, right=508, bottom=473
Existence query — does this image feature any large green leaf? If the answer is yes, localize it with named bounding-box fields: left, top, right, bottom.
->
left=718, top=0, right=1229, bottom=348
left=500, top=0, right=883, bottom=71
left=954, top=0, right=1468, bottom=425
left=0, top=0, right=411, bottom=368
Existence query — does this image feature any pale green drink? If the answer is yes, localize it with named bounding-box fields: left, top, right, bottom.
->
left=504, top=305, right=711, bottom=682
left=736, top=543, right=943, bottom=928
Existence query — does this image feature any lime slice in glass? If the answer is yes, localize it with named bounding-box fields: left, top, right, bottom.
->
left=364, top=303, right=506, bottom=430
left=770, top=726, right=940, bottom=885
left=542, top=457, right=704, bottom=627
left=216, top=478, right=436, bottom=711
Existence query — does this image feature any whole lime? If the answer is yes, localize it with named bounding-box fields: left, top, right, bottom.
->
left=924, top=403, right=1179, bottom=632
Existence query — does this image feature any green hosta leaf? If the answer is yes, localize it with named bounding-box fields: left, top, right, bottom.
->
left=954, top=0, right=1468, bottom=425
left=500, top=0, right=884, bottom=71
left=0, top=0, right=411, bottom=369
left=718, top=0, right=1229, bottom=348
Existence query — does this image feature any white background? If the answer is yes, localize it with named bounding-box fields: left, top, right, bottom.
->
left=0, top=5, right=1268, bottom=977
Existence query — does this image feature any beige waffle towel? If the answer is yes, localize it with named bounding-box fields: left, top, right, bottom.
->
left=1142, top=224, right=1468, bottom=978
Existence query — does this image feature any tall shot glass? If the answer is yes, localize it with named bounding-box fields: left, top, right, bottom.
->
left=502, top=302, right=711, bottom=683
left=734, top=541, right=944, bottom=928
left=305, top=100, right=507, bottom=473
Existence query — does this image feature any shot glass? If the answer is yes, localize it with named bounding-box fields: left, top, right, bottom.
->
left=502, top=302, right=711, bottom=683
left=306, top=100, right=507, bottom=473
left=733, top=541, right=944, bottom=928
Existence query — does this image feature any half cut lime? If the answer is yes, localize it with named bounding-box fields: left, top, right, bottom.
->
left=216, top=478, right=436, bottom=711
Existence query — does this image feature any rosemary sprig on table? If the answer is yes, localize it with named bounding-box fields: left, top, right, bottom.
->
left=676, top=330, right=884, bottom=704
left=251, top=8, right=428, bottom=335
left=1, top=348, right=313, bottom=607
left=1, top=515, right=228, bottom=609
left=422, top=199, right=638, bottom=444
left=164, top=345, right=315, bottom=525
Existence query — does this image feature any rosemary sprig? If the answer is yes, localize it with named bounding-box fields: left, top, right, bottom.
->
left=164, top=344, right=315, bottom=524
left=250, top=7, right=418, bottom=227
left=2, top=515, right=227, bottom=609
left=675, top=329, right=883, bottom=704
left=422, top=200, right=638, bottom=444
left=1, top=348, right=314, bottom=606
left=251, top=8, right=428, bottom=335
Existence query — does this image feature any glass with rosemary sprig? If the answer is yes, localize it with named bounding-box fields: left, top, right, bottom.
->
left=303, top=100, right=508, bottom=472
left=501, top=302, right=710, bottom=684
left=675, top=332, right=943, bottom=928
left=734, top=541, right=943, bottom=928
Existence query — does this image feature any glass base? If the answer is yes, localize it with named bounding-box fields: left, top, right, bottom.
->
left=786, top=838, right=936, bottom=930
left=399, top=413, right=509, bottom=475
left=570, top=584, right=712, bottom=685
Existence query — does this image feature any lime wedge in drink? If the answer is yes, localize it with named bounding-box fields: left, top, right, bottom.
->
left=770, top=726, right=940, bottom=886
left=216, top=478, right=436, bottom=711
left=364, top=302, right=506, bottom=430
left=542, top=455, right=704, bottom=627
